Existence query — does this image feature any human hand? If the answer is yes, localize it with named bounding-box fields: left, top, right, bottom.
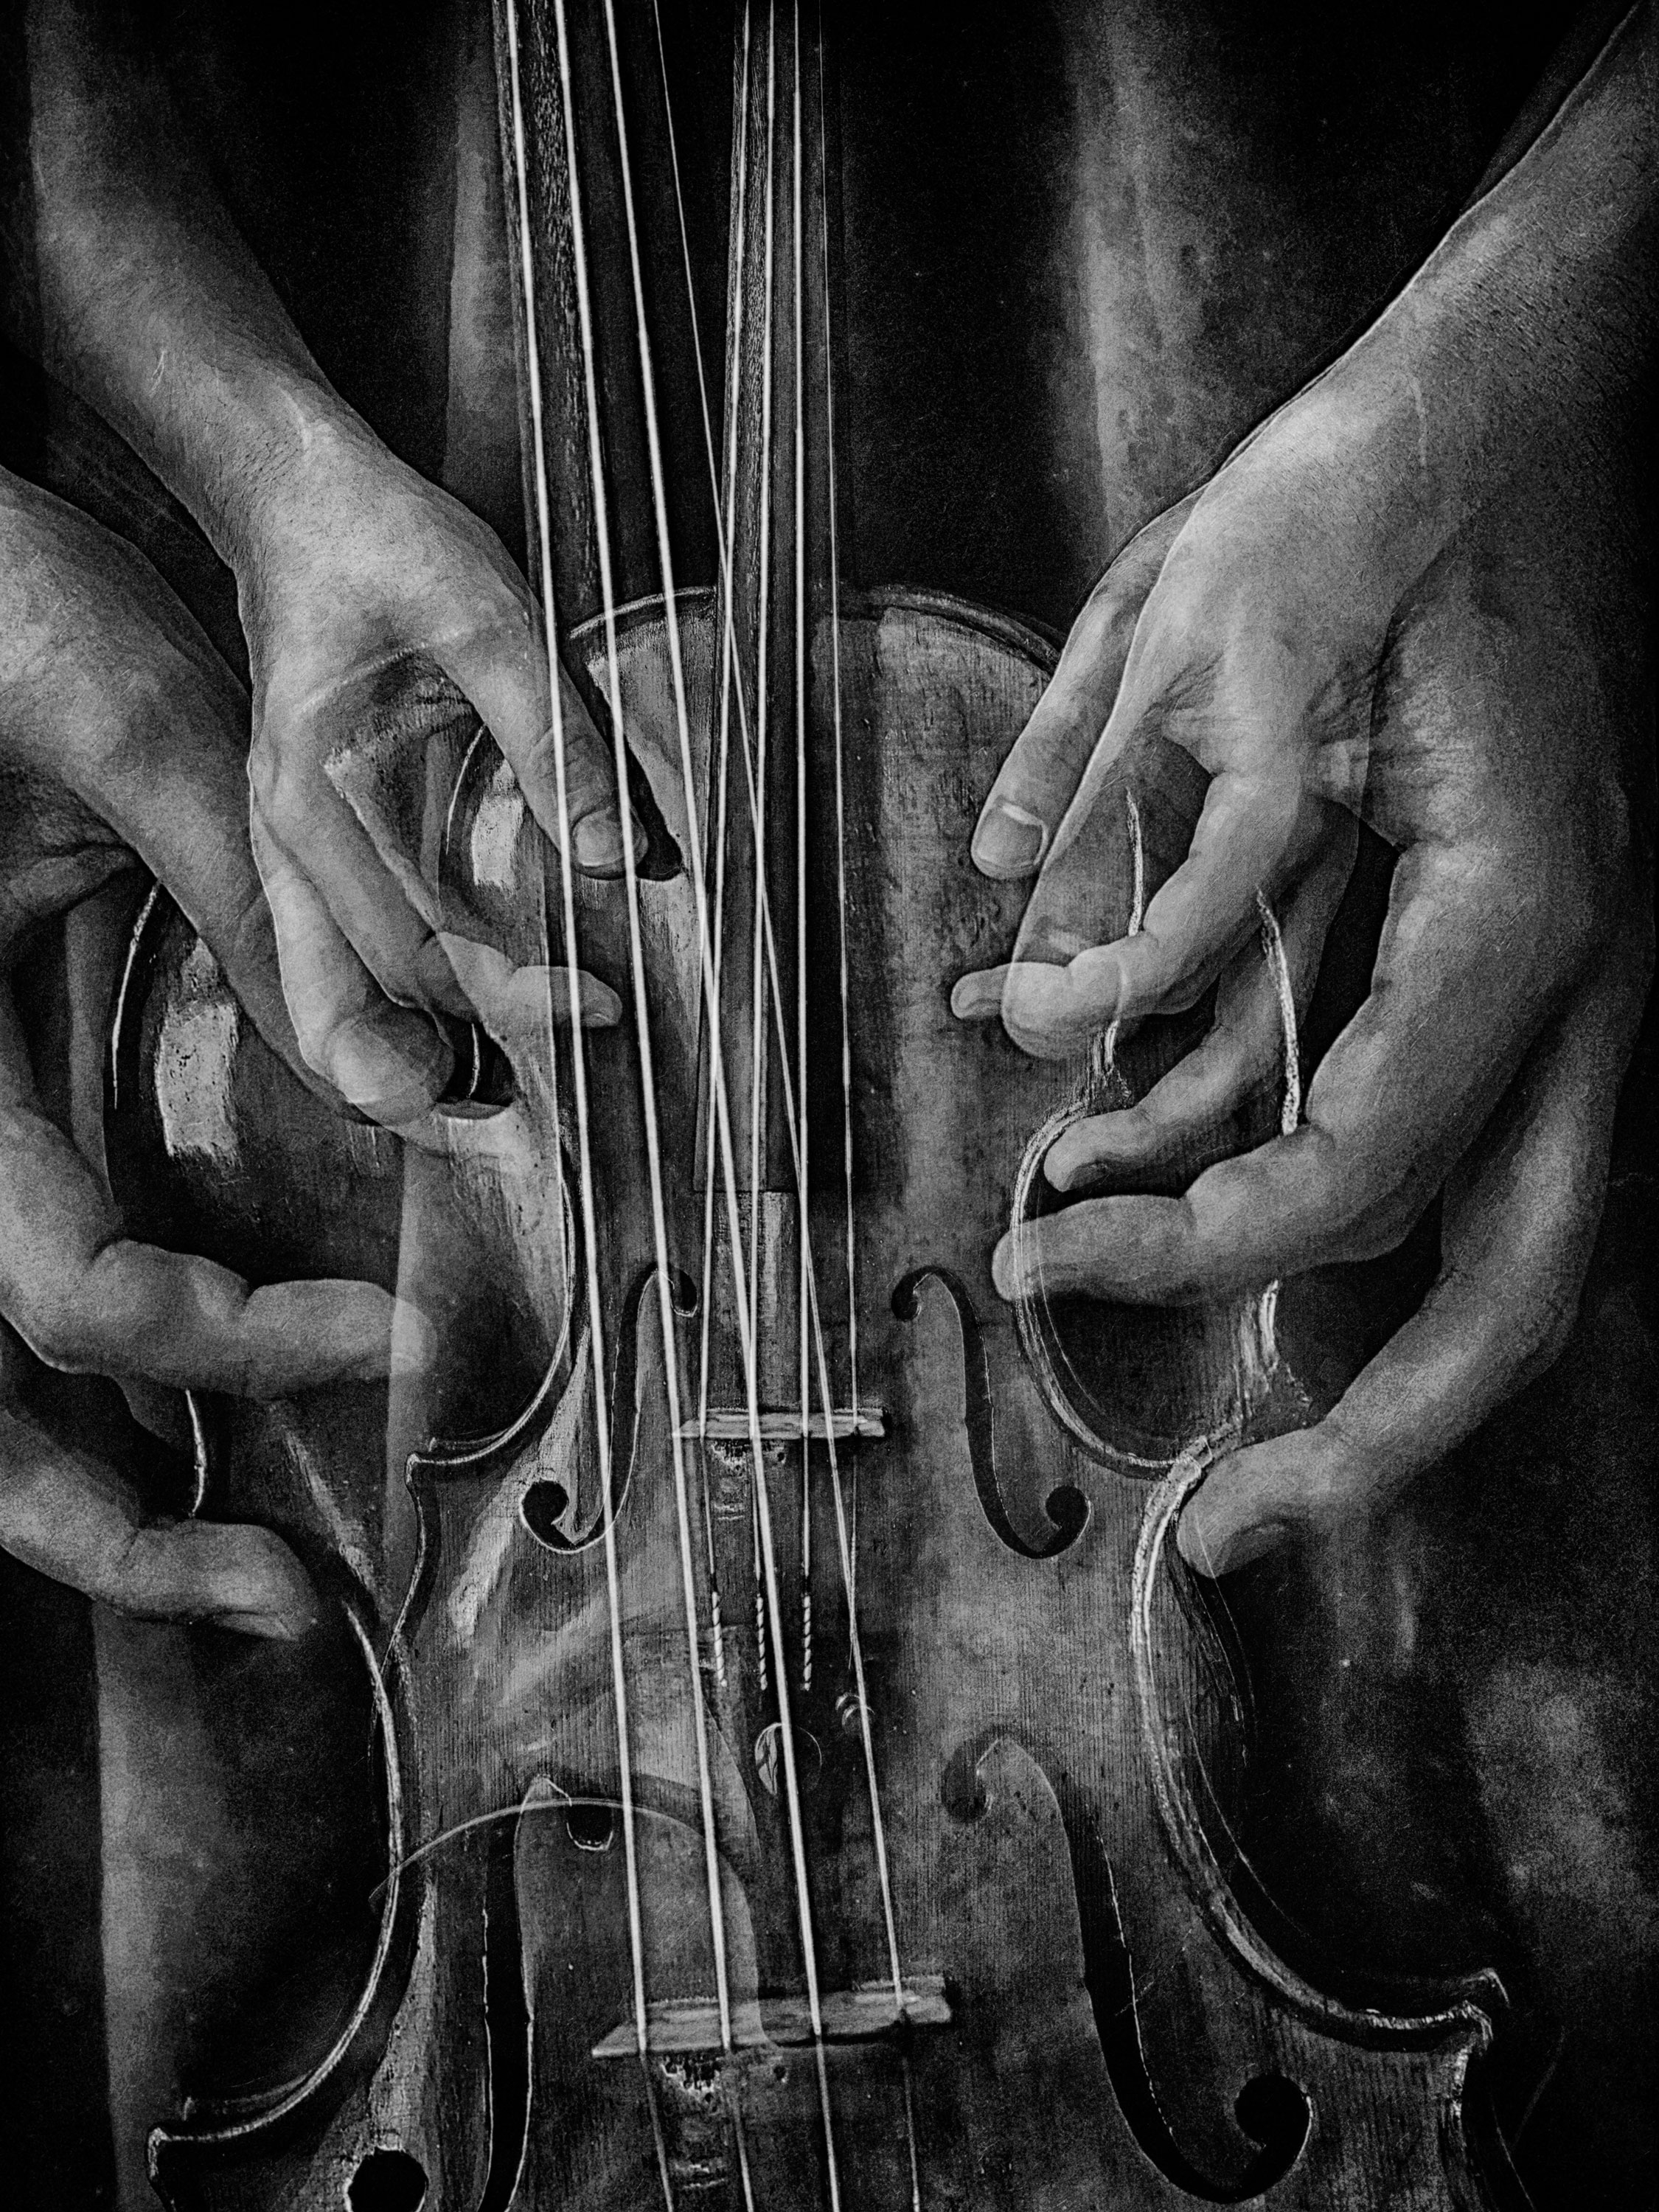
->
left=237, top=414, right=629, bottom=1122
left=953, top=21, right=1655, bottom=1569
left=0, top=470, right=423, bottom=1632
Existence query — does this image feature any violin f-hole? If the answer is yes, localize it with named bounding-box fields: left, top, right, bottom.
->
left=892, top=1265, right=1088, bottom=1559
left=1062, top=1797, right=1312, bottom=2202
left=516, top=1262, right=695, bottom=1554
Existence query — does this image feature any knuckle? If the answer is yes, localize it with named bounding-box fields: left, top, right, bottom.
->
left=1147, top=1194, right=1209, bottom=1301
left=21, top=1248, right=181, bottom=1384
left=86, top=665, right=169, bottom=779
left=1309, top=1416, right=1389, bottom=1524
left=1296, top=1133, right=1424, bottom=1267
left=225, top=877, right=277, bottom=978
left=247, top=737, right=281, bottom=813
left=249, top=718, right=316, bottom=827
left=15, top=1285, right=97, bottom=1375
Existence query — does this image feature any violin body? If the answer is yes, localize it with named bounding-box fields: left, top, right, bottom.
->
left=108, top=589, right=1504, bottom=2212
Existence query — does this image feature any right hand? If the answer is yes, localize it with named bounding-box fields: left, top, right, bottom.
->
left=237, top=414, right=629, bottom=1120
left=0, top=470, right=426, bottom=1635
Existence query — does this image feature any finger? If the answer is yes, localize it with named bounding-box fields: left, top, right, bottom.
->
left=86, top=659, right=321, bottom=1085
left=0, top=1398, right=318, bottom=1638
left=252, top=807, right=456, bottom=1120
left=254, top=659, right=495, bottom=1023
left=991, top=839, right=1576, bottom=1302
left=441, top=625, right=642, bottom=878
left=261, top=746, right=475, bottom=1015
left=1178, top=933, right=1647, bottom=1575
left=973, top=493, right=1198, bottom=877
left=950, top=947, right=1122, bottom=1048
left=995, top=760, right=1313, bottom=1057
left=0, top=975, right=428, bottom=1392
left=436, top=932, right=622, bottom=1040
left=1044, top=827, right=1356, bottom=1190
left=995, top=500, right=1346, bottom=1054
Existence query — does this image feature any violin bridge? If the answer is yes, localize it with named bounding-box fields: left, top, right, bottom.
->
left=591, top=1975, right=950, bottom=2060
left=678, top=1408, right=886, bottom=1444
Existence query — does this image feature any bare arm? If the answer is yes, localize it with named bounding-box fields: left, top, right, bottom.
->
left=19, top=0, right=628, bottom=1117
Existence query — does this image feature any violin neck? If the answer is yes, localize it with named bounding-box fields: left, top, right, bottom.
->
left=700, top=0, right=840, bottom=1205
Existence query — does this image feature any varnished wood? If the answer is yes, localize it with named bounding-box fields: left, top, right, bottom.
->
left=111, top=592, right=1501, bottom=2210
left=102, top=1, right=1510, bottom=2201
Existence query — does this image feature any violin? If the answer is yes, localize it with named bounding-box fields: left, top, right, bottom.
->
left=105, top=4, right=1512, bottom=2206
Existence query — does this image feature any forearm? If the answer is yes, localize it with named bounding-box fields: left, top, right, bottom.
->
left=1222, top=0, right=1657, bottom=645
left=1407, top=0, right=1658, bottom=450
left=22, top=0, right=364, bottom=571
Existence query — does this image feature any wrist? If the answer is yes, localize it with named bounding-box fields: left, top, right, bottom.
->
left=186, top=376, right=377, bottom=580
left=1385, top=4, right=1655, bottom=485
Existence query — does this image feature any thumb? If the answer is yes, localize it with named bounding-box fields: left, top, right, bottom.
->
left=972, top=491, right=1197, bottom=879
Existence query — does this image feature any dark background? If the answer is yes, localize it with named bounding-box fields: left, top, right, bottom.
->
left=3, top=1, right=1648, bottom=2205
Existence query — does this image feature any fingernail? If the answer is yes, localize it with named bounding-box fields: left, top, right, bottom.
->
left=974, top=801, right=1049, bottom=877
left=329, top=1012, right=453, bottom=1124
left=571, top=973, right=624, bottom=1028
left=571, top=807, right=641, bottom=874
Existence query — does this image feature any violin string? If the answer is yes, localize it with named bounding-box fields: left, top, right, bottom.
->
left=748, top=0, right=779, bottom=1360
left=677, top=0, right=745, bottom=1465
left=501, top=5, right=669, bottom=2154
left=809, top=27, right=916, bottom=2188
left=561, top=0, right=751, bottom=2074
left=692, top=1, right=754, bottom=1690
left=676, top=0, right=911, bottom=2021
left=644, top=0, right=739, bottom=1508
left=588, top=3, right=855, bottom=2197
left=815, top=18, right=858, bottom=1436
left=752, top=0, right=908, bottom=2017
left=792, top=0, right=813, bottom=1697
left=589, top=10, right=856, bottom=2202
left=686, top=0, right=913, bottom=2037
left=645, top=0, right=912, bottom=2129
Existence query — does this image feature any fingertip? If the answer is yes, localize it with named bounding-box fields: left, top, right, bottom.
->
left=1176, top=1430, right=1332, bottom=1576
left=571, top=807, right=647, bottom=877
left=972, top=800, right=1051, bottom=880
left=951, top=968, right=1009, bottom=1021
left=129, top=1523, right=321, bottom=1640
left=390, top=1298, right=439, bottom=1379
left=575, top=971, right=624, bottom=1028
left=1043, top=1130, right=1085, bottom=1194
left=1175, top=1478, right=1271, bottom=1578
left=1175, top=1488, right=1235, bottom=1577
left=1043, top=1105, right=1152, bottom=1192
left=327, top=1008, right=455, bottom=1124
left=439, top=939, right=623, bottom=1037
left=990, top=1229, right=1023, bottom=1304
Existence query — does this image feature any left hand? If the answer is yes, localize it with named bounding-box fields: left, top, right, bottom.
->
left=237, top=415, right=628, bottom=1123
